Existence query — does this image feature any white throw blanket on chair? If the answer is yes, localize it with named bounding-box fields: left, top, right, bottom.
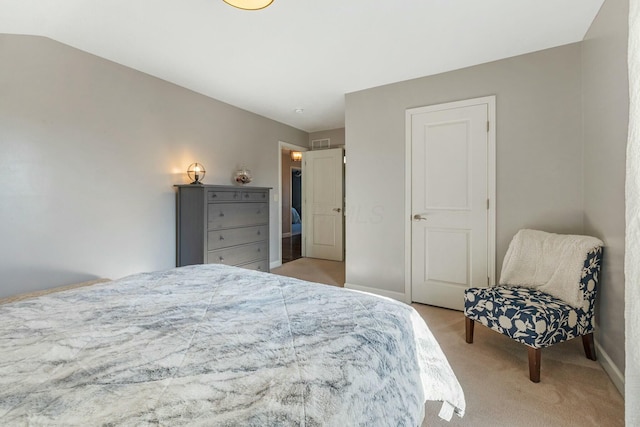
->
left=499, top=229, right=603, bottom=308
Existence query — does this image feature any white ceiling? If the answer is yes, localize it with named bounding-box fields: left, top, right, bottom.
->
left=1, top=0, right=604, bottom=132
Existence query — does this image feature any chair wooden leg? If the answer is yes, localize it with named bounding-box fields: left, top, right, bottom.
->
left=582, top=333, right=597, bottom=361
left=528, top=347, right=541, bottom=383
left=465, top=317, right=474, bottom=343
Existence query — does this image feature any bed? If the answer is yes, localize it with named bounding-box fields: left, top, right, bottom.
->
left=291, top=207, right=302, bottom=235
left=0, top=264, right=465, bottom=425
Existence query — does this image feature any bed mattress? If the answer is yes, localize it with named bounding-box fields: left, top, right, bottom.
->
left=0, top=264, right=465, bottom=425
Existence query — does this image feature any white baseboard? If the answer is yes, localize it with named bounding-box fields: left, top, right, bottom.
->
left=595, top=339, right=625, bottom=397
left=270, top=260, right=282, bottom=270
left=344, top=283, right=408, bottom=303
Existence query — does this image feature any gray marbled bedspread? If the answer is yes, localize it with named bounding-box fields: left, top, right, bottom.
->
left=0, top=264, right=465, bottom=426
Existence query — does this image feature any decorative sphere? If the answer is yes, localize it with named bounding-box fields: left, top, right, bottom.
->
left=234, top=168, right=252, bottom=185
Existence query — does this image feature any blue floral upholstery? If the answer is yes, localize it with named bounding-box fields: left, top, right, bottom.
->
left=464, top=247, right=602, bottom=349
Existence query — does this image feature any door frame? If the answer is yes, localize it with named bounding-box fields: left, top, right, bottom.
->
left=404, top=96, right=496, bottom=304
left=277, top=141, right=308, bottom=268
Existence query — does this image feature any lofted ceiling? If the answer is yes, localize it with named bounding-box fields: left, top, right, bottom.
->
left=0, top=0, right=604, bottom=132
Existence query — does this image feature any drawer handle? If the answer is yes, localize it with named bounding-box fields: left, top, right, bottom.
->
left=257, top=230, right=261, bottom=236
left=257, top=266, right=262, bottom=270
left=219, top=212, right=225, bottom=217
left=257, top=248, right=261, bottom=252
left=244, top=193, right=249, bottom=198
left=211, top=193, right=217, bottom=198
left=219, top=235, right=224, bottom=241
left=219, top=256, right=224, bottom=262
left=262, top=194, right=266, bottom=199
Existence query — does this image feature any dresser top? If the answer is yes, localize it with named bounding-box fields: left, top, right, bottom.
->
left=174, top=184, right=272, bottom=190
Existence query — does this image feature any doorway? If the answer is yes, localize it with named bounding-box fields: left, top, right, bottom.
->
left=405, top=96, right=496, bottom=310
left=278, top=142, right=307, bottom=266
left=284, top=167, right=303, bottom=263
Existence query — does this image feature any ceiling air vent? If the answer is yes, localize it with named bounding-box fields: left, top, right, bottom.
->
left=310, top=138, right=331, bottom=150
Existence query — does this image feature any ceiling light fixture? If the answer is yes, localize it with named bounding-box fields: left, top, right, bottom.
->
left=223, top=0, right=273, bottom=10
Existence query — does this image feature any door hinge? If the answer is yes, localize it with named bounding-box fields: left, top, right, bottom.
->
left=487, top=121, right=490, bottom=132
left=486, top=198, right=490, bottom=210
left=487, top=277, right=490, bottom=286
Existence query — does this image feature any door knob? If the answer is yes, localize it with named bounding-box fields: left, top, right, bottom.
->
left=413, top=214, right=427, bottom=221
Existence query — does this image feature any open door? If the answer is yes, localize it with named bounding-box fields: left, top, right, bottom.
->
left=303, top=148, right=344, bottom=261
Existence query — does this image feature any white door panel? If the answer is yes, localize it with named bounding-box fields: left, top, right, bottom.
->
left=304, top=148, right=344, bottom=261
left=426, top=229, right=469, bottom=285
left=424, top=121, right=470, bottom=210
left=409, top=99, right=494, bottom=310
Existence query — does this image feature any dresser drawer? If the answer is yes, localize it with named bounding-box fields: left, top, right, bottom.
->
left=208, top=203, right=268, bottom=229
left=208, top=189, right=242, bottom=202
left=237, top=259, right=270, bottom=273
left=207, top=241, right=268, bottom=266
left=241, top=190, right=269, bottom=201
left=207, top=225, right=268, bottom=250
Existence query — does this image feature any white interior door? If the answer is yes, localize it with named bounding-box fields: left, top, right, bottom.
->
left=303, top=148, right=344, bottom=261
left=409, top=98, right=495, bottom=310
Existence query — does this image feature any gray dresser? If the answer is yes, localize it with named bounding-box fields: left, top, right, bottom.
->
left=175, top=185, right=271, bottom=272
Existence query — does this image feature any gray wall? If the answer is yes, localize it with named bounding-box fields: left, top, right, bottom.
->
left=582, top=0, right=628, bottom=377
left=345, top=43, right=584, bottom=295
left=0, top=34, right=308, bottom=297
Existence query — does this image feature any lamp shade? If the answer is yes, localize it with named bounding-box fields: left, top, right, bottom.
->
left=187, top=163, right=206, bottom=184
left=290, top=151, right=302, bottom=162
left=223, top=0, right=273, bottom=10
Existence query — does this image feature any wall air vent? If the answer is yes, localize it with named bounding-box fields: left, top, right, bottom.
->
left=310, top=138, right=331, bottom=150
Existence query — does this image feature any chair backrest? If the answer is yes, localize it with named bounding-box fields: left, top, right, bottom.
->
left=500, top=229, right=604, bottom=308
left=579, top=246, right=603, bottom=314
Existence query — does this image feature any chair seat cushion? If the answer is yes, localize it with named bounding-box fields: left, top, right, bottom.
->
left=464, top=286, right=593, bottom=349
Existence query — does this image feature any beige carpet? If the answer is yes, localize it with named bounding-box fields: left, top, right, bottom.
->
left=271, top=257, right=345, bottom=287
left=271, top=258, right=624, bottom=427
